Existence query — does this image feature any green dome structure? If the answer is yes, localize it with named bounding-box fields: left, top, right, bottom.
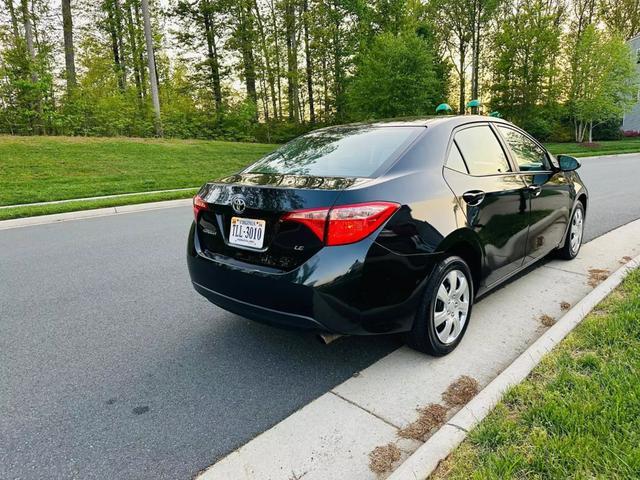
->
left=435, top=103, right=453, bottom=113
left=489, top=111, right=502, bottom=118
left=466, top=99, right=481, bottom=108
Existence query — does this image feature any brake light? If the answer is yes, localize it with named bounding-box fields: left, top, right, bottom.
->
left=327, top=202, right=400, bottom=245
left=281, top=207, right=330, bottom=240
left=282, top=202, right=399, bottom=246
left=193, top=195, right=208, bottom=221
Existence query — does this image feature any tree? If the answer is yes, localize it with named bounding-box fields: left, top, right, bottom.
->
left=346, top=32, right=443, bottom=119
left=141, top=0, right=162, bottom=136
left=61, top=0, right=77, bottom=91
left=431, top=0, right=474, bottom=113
left=567, top=25, right=638, bottom=143
left=490, top=0, right=563, bottom=136
left=599, top=0, right=640, bottom=40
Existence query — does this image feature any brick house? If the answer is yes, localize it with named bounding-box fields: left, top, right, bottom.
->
left=622, top=35, right=640, bottom=133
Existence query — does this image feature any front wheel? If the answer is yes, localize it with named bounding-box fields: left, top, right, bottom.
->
left=405, top=256, right=474, bottom=356
left=557, top=202, right=584, bottom=260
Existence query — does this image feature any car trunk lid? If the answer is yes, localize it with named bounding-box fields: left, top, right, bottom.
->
left=195, top=173, right=367, bottom=271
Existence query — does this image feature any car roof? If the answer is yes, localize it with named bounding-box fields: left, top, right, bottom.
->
left=308, top=115, right=511, bottom=131
left=367, top=115, right=511, bottom=128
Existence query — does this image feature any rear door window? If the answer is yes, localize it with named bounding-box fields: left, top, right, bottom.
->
left=454, top=125, right=511, bottom=175
left=245, top=126, right=423, bottom=178
left=445, top=143, right=468, bottom=173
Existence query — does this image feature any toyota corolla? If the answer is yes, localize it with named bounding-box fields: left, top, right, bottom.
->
left=187, top=116, right=587, bottom=355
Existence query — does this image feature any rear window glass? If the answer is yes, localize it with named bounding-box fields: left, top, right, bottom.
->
left=244, top=126, right=423, bottom=178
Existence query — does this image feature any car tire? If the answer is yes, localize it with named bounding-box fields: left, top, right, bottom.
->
left=405, top=256, right=474, bottom=356
left=557, top=202, right=585, bottom=260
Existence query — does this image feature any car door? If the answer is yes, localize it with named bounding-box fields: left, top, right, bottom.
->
left=443, top=123, right=530, bottom=289
left=495, top=125, right=572, bottom=264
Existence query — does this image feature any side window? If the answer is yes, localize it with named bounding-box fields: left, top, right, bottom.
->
left=445, top=143, right=468, bottom=173
left=454, top=125, right=511, bottom=175
left=497, top=126, right=550, bottom=172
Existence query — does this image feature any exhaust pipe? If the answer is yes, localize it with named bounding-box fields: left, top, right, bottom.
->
left=317, top=333, right=343, bottom=345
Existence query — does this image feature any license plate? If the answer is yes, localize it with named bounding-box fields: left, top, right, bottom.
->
left=229, top=217, right=266, bottom=249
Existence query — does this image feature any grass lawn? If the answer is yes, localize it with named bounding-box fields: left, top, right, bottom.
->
left=0, top=134, right=276, bottom=214
left=433, top=269, right=640, bottom=479
left=546, top=137, right=640, bottom=157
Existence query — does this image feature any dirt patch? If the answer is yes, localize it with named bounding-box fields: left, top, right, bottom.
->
left=442, top=375, right=480, bottom=407
left=540, top=314, right=556, bottom=327
left=368, top=442, right=402, bottom=474
left=588, top=268, right=610, bottom=288
left=560, top=301, right=571, bottom=311
left=619, top=256, right=633, bottom=265
left=398, top=403, right=448, bottom=441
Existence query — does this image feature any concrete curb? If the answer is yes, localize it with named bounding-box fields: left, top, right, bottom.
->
left=0, top=187, right=198, bottom=210
left=0, top=198, right=193, bottom=231
left=388, top=253, right=640, bottom=480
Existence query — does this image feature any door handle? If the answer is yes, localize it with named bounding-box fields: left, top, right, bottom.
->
left=528, top=185, right=542, bottom=197
left=462, top=190, right=486, bottom=206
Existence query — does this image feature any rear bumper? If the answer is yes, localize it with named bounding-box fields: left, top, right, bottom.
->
left=187, top=223, right=438, bottom=335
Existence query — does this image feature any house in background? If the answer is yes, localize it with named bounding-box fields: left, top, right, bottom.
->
left=622, top=35, right=640, bottom=133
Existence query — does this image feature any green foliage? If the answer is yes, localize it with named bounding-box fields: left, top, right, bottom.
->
left=567, top=25, right=639, bottom=142
left=346, top=32, right=445, bottom=120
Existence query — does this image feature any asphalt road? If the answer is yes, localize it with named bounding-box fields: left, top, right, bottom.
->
left=2, top=153, right=639, bottom=480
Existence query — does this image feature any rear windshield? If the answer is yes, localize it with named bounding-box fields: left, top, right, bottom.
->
left=244, top=125, right=423, bottom=178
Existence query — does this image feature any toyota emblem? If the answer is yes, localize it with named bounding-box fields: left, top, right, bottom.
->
left=231, top=195, right=247, bottom=214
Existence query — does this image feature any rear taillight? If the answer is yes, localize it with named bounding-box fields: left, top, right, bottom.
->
left=193, top=195, right=208, bottom=221
left=281, top=207, right=329, bottom=241
left=282, top=202, right=399, bottom=246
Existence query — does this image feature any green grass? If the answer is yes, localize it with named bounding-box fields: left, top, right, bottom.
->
left=433, top=269, right=640, bottom=480
left=546, top=137, right=640, bottom=157
left=0, top=135, right=276, bottom=206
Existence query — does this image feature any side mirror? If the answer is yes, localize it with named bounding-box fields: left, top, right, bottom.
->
left=557, top=155, right=581, bottom=172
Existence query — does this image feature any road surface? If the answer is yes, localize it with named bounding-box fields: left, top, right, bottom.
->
left=1, top=153, right=639, bottom=479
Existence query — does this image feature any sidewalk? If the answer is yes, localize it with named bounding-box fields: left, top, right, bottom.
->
left=197, top=218, right=640, bottom=480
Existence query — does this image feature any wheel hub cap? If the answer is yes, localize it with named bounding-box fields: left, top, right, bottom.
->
left=570, top=208, right=583, bottom=254
left=433, top=269, right=470, bottom=345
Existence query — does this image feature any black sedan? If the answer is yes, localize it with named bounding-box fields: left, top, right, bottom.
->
left=187, top=116, right=587, bottom=355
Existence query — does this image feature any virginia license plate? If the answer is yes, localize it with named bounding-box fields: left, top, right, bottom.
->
left=229, top=217, right=266, bottom=249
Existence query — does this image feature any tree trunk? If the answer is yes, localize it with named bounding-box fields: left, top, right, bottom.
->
left=332, top=1, right=343, bottom=120
left=303, top=0, right=314, bottom=123
left=458, top=42, right=466, bottom=114
left=134, top=2, right=147, bottom=97
left=284, top=0, right=299, bottom=122
left=61, top=0, right=77, bottom=92
left=5, top=0, right=20, bottom=41
left=21, top=0, right=41, bottom=133
left=141, top=0, right=162, bottom=136
left=238, top=2, right=258, bottom=110
left=125, top=2, right=143, bottom=102
left=253, top=0, right=277, bottom=119
left=202, top=1, right=223, bottom=111
left=114, top=0, right=127, bottom=88
left=107, top=3, right=125, bottom=91
left=269, top=0, right=283, bottom=119
left=588, top=120, right=593, bottom=143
